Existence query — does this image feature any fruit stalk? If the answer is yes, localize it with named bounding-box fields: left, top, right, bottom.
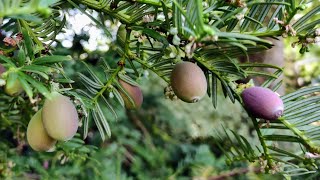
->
left=250, top=115, right=273, bottom=173
left=93, top=65, right=123, bottom=102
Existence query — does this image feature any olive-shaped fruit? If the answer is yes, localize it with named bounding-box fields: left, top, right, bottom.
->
left=42, top=92, right=79, bottom=141
left=119, top=79, right=143, bottom=109
left=5, top=79, right=23, bottom=96
left=170, top=62, right=207, bottom=103
left=116, top=24, right=126, bottom=47
left=241, top=86, right=284, bottom=120
left=27, top=110, right=57, bottom=151
left=0, top=68, right=23, bottom=96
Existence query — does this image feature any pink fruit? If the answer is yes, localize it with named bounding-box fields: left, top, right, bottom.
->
left=241, top=87, right=284, bottom=120
left=119, top=79, right=143, bottom=109
left=42, top=92, right=79, bottom=141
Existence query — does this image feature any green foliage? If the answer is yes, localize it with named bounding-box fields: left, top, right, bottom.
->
left=0, top=0, right=58, bottom=22
left=0, top=0, right=320, bottom=178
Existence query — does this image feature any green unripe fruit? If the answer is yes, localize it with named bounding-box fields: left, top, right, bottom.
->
left=5, top=79, right=23, bottom=96
left=116, top=24, right=126, bottom=48
left=27, top=110, right=57, bottom=151
left=170, top=62, right=207, bottom=103
left=42, top=92, right=79, bottom=141
left=119, top=79, right=143, bottom=109
left=0, top=65, right=23, bottom=96
left=4, top=72, right=23, bottom=96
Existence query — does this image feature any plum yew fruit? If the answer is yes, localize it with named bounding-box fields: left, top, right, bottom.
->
left=116, top=24, right=126, bottom=47
left=5, top=79, right=23, bottom=96
left=170, top=62, right=207, bottom=103
left=42, top=92, right=79, bottom=141
left=241, top=86, right=284, bottom=120
left=0, top=68, right=23, bottom=96
left=119, top=79, right=143, bottom=109
left=27, top=110, right=57, bottom=151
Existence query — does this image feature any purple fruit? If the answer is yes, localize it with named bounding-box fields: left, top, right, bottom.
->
left=241, top=87, right=284, bottom=120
